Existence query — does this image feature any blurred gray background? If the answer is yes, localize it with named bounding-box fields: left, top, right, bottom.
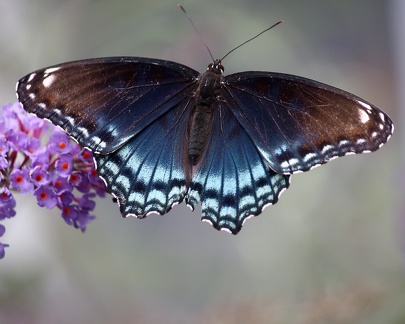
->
left=0, top=0, right=403, bottom=323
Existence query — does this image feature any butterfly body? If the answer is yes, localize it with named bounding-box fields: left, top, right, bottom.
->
left=187, top=60, right=226, bottom=169
left=16, top=56, right=393, bottom=233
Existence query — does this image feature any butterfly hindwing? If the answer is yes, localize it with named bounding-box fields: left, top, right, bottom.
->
left=224, top=72, right=393, bottom=174
left=95, top=98, right=193, bottom=216
left=16, top=57, right=199, bottom=153
left=186, top=102, right=290, bottom=234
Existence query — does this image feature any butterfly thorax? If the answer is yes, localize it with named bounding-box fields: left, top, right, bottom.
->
left=187, top=63, right=223, bottom=165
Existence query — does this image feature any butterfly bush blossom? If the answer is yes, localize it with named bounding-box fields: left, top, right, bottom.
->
left=0, top=102, right=106, bottom=259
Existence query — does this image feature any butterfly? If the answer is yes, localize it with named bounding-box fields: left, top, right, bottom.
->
left=16, top=51, right=393, bottom=234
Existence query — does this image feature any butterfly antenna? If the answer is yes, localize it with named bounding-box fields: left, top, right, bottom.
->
left=221, top=20, right=284, bottom=61
left=178, top=3, right=215, bottom=62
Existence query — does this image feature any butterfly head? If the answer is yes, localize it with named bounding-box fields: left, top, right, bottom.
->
left=207, top=59, right=224, bottom=74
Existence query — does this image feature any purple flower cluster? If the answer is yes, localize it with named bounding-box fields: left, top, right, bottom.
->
left=0, top=102, right=106, bottom=259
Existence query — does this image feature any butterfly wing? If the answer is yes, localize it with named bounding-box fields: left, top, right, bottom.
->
left=223, top=72, right=393, bottom=174
left=95, top=97, right=193, bottom=217
left=187, top=101, right=290, bottom=234
left=16, top=57, right=199, bottom=153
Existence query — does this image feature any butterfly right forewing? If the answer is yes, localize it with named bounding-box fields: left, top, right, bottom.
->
left=16, top=57, right=199, bottom=154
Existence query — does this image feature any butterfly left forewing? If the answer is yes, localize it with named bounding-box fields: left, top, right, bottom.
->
left=223, top=72, right=393, bottom=174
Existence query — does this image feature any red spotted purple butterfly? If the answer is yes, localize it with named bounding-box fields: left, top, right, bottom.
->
left=16, top=15, right=393, bottom=234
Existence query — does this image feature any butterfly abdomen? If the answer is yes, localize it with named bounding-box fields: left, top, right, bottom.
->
left=187, top=67, right=222, bottom=165
left=187, top=105, right=214, bottom=164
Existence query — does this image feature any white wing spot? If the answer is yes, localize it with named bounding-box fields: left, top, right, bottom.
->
left=308, top=163, right=322, bottom=171
left=358, top=109, right=370, bottom=124
left=358, top=100, right=372, bottom=111
left=44, top=67, right=60, bottom=74
left=303, top=152, right=317, bottom=162
left=202, top=219, right=213, bottom=226
left=288, top=158, right=299, bottom=168
left=42, top=74, right=55, bottom=88
left=241, top=214, right=254, bottom=226
left=77, top=126, right=89, bottom=138
left=52, top=108, right=62, bottom=116
left=65, top=116, right=76, bottom=127
left=95, top=141, right=106, bottom=151
left=28, top=73, right=36, bottom=82
left=321, top=144, right=333, bottom=155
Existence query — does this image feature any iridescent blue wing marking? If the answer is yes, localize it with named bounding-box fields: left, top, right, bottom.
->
left=224, top=72, right=393, bottom=174
left=95, top=98, right=193, bottom=216
left=16, top=57, right=199, bottom=153
left=186, top=102, right=290, bottom=234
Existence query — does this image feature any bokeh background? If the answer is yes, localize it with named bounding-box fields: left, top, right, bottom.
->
left=1, top=0, right=403, bottom=323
